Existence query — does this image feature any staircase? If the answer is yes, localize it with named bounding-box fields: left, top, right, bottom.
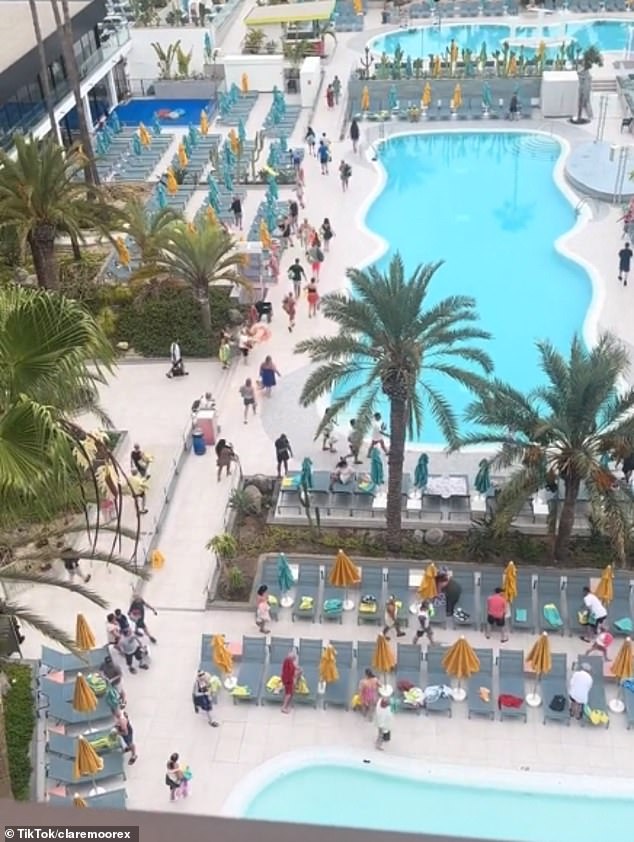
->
left=511, top=134, right=560, bottom=161
left=592, top=78, right=617, bottom=93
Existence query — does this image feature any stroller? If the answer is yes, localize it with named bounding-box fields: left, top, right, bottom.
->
left=166, top=358, right=188, bottom=378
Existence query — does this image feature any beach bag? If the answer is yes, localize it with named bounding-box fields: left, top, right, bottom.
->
left=577, top=610, right=590, bottom=626
left=549, top=694, right=566, bottom=712
left=381, top=730, right=391, bottom=742
left=453, top=607, right=470, bottom=624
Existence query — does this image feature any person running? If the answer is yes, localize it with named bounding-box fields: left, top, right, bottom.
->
left=318, top=138, right=330, bottom=175
left=321, top=218, right=334, bottom=252
left=485, top=587, right=508, bottom=643
left=239, top=378, right=257, bottom=424
left=339, top=161, right=352, bottom=192
left=306, top=278, right=320, bottom=318
left=618, top=242, right=632, bottom=285
left=60, top=547, right=91, bottom=584
left=259, top=355, right=281, bottom=397
left=350, top=118, right=360, bottom=153
left=321, top=407, right=337, bottom=451
left=128, top=595, right=158, bottom=644
left=275, top=433, right=293, bottom=477
left=369, top=412, right=389, bottom=455
left=305, top=125, right=316, bottom=156
left=282, top=293, right=296, bottom=333
left=114, top=710, right=138, bottom=764
left=412, top=600, right=435, bottom=646
left=230, top=195, right=242, bottom=229
left=383, top=594, right=406, bottom=640
left=288, top=258, right=306, bottom=298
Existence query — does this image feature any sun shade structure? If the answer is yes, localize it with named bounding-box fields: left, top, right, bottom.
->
left=329, top=550, right=360, bottom=587
left=417, top=561, right=437, bottom=599
left=75, top=614, right=96, bottom=651
left=73, top=736, right=103, bottom=780
left=609, top=636, right=633, bottom=713
left=442, top=636, right=479, bottom=700
left=244, top=0, right=335, bottom=26
left=502, top=561, right=518, bottom=603
left=72, top=673, right=98, bottom=713
left=319, top=645, right=339, bottom=684
left=372, top=634, right=396, bottom=675
left=212, top=635, right=233, bottom=675
left=595, top=564, right=614, bottom=605
left=525, top=631, right=552, bottom=707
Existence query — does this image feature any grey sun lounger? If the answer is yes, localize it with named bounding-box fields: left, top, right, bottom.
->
left=199, top=633, right=215, bottom=674
left=41, top=646, right=110, bottom=675
left=542, top=653, right=569, bottom=726
left=395, top=644, right=423, bottom=714
left=321, top=570, right=344, bottom=623
left=357, top=567, right=384, bottom=626
left=261, top=636, right=294, bottom=706
left=565, top=573, right=590, bottom=636
left=41, top=678, right=114, bottom=726
left=49, top=789, right=127, bottom=809
left=537, top=574, right=565, bottom=634
left=295, top=638, right=321, bottom=708
left=479, top=570, right=503, bottom=631
left=581, top=655, right=609, bottom=728
left=292, top=564, right=321, bottom=622
left=46, top=751, right=125, bottom=787
left=233, top=636, right=266, bottom=705
left=386, top=566, right=411, bottom=628
left=510, top=573, right=535, bottom=633
left=323, top=640, right=354, bottom=710
left=467, top=648, right=495, bottom=720
left=608, top=574, right=634, bottom=636
left=356, top=641, right=376, bottom=676
left=497, top=650, right=527, bottom=722
left=452, top=571, right=476, bottom=628
left=424, top=648, right=452, bottom=717
left=260, top=561, right=282, bottom=620
left=48, top=728, right=119, bottom=759
left=624, top=682, right=634, bottom=729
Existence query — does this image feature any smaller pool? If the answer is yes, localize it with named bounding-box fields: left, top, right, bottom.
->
left=113, top=98, right=214, bottom=126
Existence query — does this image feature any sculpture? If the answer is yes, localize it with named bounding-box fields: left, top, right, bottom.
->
left=574, top=46, right=603, bottom=124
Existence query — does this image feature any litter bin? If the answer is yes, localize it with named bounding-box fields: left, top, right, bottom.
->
left=192, top=429, right=206, bottom=456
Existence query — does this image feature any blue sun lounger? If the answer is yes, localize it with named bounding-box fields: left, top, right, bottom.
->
left=608, top=574, right=634, bottom=637
left=41, top=678, right=114, bottom=727
left=48, top=728, right=119, bottom=758
left=424, top=648, right=452, bottom=717
left=467, top=648, right=495, bottom=720
left=232, top=636, right=266, bottom=705
left=46, top=751, right=125, bottom=787
left=452, top=571, right=476, bottom=628
left=323, top=640, right=354, bottom=710
left=48, top=789, right=127, bottom=810
left=395, top=644, right=423, bottom=714
left=321, top=569, right=344, bottom=623
left=537, top=574, right=565, bottom=634
left=356, top=641, right=376, bottom=676
left=581, top=655, right=609, bottom=729
left=261, top=636, right=294, bottom=706
left=479, top=569, right=503, bottom=632
left=565, top=573, right=590, bottom=637
left=199, top=633, right=215, bottom=674
left=260, top=561, right=282, bottom=620
left=386, top=566, right=411, bottom=628
left=292, top=564, right=321, bottom=622
left=510, top=573, right=535, bottom=633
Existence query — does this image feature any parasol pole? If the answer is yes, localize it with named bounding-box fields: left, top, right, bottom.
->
left=526, top=671, right=542, bottom=707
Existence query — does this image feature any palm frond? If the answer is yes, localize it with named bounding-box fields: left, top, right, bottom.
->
left=0, top=599, right=80, bottom=653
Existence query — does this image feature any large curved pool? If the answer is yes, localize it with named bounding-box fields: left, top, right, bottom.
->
left=370, top=18, right=634, bottom=57
left=333, top=131, right=592, bottom=445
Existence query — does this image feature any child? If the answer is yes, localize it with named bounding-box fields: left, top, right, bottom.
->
left=218, top=337, right=231, bottom=370
left=584, top=630, right=613, bottom=661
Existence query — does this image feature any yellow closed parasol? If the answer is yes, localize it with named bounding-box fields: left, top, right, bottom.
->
left=595, top=564, right=614, bottom=605
left=115, top=236, right=130, bottom=268
left=75, top=614, right=96, bottom=651
left=372, top=634, right=396, bottom=693
left=353, top=0, right=363, bottom=12
left=525, top=631, right=552, bottom=706
left=433, top=55, right=441, bottom=78
left=241, top=72, right=249, bottom=93
left=502, top=560, right=517, bottom=603
left=178, top=143, right=188, bottom=168
left=212, top=634, right=233, bottom=675
left=73, top=673, right=98, bottom=713
left=319, top=645, right=339, bottom=684
left=609, top=637, right=633, bottom=713
left=166, top=168, right=178, bottom=195
left=360, top=85, right=370, bottom=112
left=73, top=794, right=88, bottom=808
left=442, top=636, right=480, bottom=701
left=228, top=128, right=240, bottom=155
left=417, top=561, right=437, bottom=599
left=259, top=220, right=272, bottom=250
left=422, top=81, right=432, bottom=109
left=329, top=549, right=360, bottom=610
left=73, top=736, right=103, bottom=781
left=451, top=83, right=463, bottom=110
left=200, top=109, right=209, bottom=135
left=138, top=123, right=151, bottom=147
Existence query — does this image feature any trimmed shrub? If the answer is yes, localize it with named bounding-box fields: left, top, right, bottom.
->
left=3, top=664, right=35, bottom=800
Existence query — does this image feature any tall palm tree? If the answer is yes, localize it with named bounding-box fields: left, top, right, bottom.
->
left=28, top=0, right=58, bottom=140
left=0, top=136, right=102, bottom=288
left=454, top=334, right=634, bottom=563
left=296, top=254, right=492, bottom=551
left=134, top=221, right=248, bottom=331
left=116, top=199, right=181, bottom=263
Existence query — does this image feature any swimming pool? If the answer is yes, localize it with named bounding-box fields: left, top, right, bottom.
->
left=229, top=754, right=634, bottom=840
left=334, top=131, right=592, bottom=445
left=113, top=98, right=214, bottom=126
left=370, top=19, right=634, bottom=57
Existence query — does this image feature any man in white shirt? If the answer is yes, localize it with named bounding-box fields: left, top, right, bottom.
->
left=568, top=663, right=593, bottom=720
left=369, top=412, right=389, bottom=455
left=581, top=587, right=607, bottom=641
left=374, top=695, right=394, bottom=750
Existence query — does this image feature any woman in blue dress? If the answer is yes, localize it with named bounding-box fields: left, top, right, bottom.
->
left=259, top=355, right=281, bottom=397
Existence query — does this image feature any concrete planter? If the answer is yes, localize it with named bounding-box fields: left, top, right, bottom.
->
left=153, top=79, right=215, bottom=98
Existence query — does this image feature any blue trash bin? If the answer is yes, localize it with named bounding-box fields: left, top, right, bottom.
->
left=192, top=429, right=206, bottom=456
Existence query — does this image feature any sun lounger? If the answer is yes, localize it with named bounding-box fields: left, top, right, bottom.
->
left=386, top=566, right=411, bottom=627
left=479, top=570, right=503, bottom=631
left=233, top=636, right=266, bottom=705
left=46, top=751, right=125, bottom=787
left=510, top=573, right=535, bottom=633
left=424, top=648, right=452, bottom=717
left=323, top=640, right=354, bottom=709
left=47, top=728, right=119, bottom=758
left=261, top=636, right=294, bottom=706
left=581, top=655, right=609, bottom=728
left=41, top=679, right=114, bottom=726
left=452, top=570, right=476, bottom=628
left=608, top=574, right=633, bottom=637
left=497, top=650, right=527, bottom=722
left=321, top=569, right=345, bottom=623
left=295, top=639, right=320, bottom=708
left=542, top=653, right=569, bottom=725
left=565, top=573, right=591, bottom=636
left=467, top=648, right=495, bottom=720
left=199, top=633, right=215, bottom=674
left=260, top=561, right=282, bottom=620
left=41, top=646, right=109, bottom=675
left=624, top=680, right=634, bottom=729
left=357, top=567, right=384, bottom=626
left=537, top=574, right=565, bottom=634
left=292, top=564, right=321, bottom=622
left=395, top=644, right=423, bottom=714
left=49, top=789, right=127, bottom=809
left=356, top=641, right=376, bottom=676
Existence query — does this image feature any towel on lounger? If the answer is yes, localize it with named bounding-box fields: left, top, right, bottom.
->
left=614, top=617, right=634, bottom=633
left=543, top=603, right=563, bottom=628
left=498, top=693, right=524, bottom=709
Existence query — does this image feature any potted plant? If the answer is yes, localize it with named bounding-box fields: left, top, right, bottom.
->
left=243, top=27, right=265, bottom=54
left=265, top=39, right=279, bottom=54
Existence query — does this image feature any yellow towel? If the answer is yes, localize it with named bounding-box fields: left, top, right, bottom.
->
left=266, top=676, right=283, bottom=693
left=296, top=676, right=309, bottom=695
left=359, top=603, right=377, bottom=614
left=268, top=594, right=279, bottom=606
left=299, top=596, right=314, bottom=610
left=231, top=685, right=251, bottom=697
left=351, top=693, right=361, bottom=709
left=584, top=705, right=609, bottom=726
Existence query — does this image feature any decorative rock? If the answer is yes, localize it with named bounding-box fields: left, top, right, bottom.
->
left=412, top=529, right=425, bottom=543
left=425, top=528, right=445, bottom=546
left=243, top=484, right=263, bottom=513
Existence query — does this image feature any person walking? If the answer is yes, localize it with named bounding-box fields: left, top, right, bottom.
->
left=326, top=84, right=335, bottom=109
left=358, top=668, right=379, bottom=720
left=299, top=219, right=312, bottom=250
left=218, top=336, right=231, bottom=370
left=259, top=355, right=281, bottom=397
left=288, top=198, right=299, bottom=233
left=320, top=218, right=334, bottom=252
left=114, top=710, right=138, bottom=764
left=306, top=278, right=320, bottom=318
left=114, top=608, right=130, bottom=635
left=119, top=627, right=148, bottom=674
left=128, top=469, right=149, bottom=515
left=321, top=407, right=337, bottom=451
left=369, top=412, right=389, bottom=455
left=282, top=293, right=297, bottom=333
left=215, top=438, right=236, bottom=481
left=106, top=613, right=121, bottom=649
left=100, top=654, right=127, bottom=706
left=294, top=179, right=305, bottom=210
left=350, top=117, right=360, bottom=153
left=192, top=670, right=220, bottom=726
left=568, top=662, right=593, bottom=720
left=318, top=138, right=330, bottom=175
left=307, top=237, right=324, bottom=278
left=618, top=242, right=632, bottom=285
left=279, top=215, right=293, bottom=249
left=580, top=586, right=608, bottom=642
left=412, top=599, right=435, bottom=646
left=239, top=378, right=257, bottom=423
left=275, top=433, right=293, bottom=477
left=288, top=258, right=306, bottom=298
left=383, top=594, right=406, bottom=640
left=230, top=195, right=242, bottom=229
left=281, top=648, right=301, bottom=714
left=374, top=694, right=394, bottom=750
left=347, top=419, right=363, bottom=464
left=128, top=594, right=158, bottom=644
left=305, top=125, right=316, bottom=156
left=332, top=75, right=342, bottom=105
left=238, top=326, right=252, bottom=365
left=60, top=547, right=91, bottom=584
left=165, top=753, right=187, bottom=801
left=255, top=584, right=271, bottom=634
left=485, top=587, right=508, bottom=643
left=339, top=161, right=352, bottom=192
left=130, top=443, right=151, bottom=478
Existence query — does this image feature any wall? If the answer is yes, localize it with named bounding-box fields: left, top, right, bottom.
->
left=128, top=26, right=214, bottom=81
left=153, top=79, right=217, bottom=98
left=223, top=55, right=285, bottom=92
left=300, top=57, right=321, bottom=108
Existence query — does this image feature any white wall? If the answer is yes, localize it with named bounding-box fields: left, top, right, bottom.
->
left=128, top=27, right=214, bottom=81
left=223, top=54, right=284, bottom=92
left=300, top=57, right=320, bottom=109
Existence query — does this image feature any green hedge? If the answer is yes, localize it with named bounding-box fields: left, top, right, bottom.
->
left=3, top=664, right=35, bottom=800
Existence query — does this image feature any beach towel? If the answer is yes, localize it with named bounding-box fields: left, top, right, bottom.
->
left=543, top=603, right=563, bottom=628
left=397, top=679, right=414, bottom=692
left=583, top=704, right=609, bottom=726
left=231, top=685, right=251, bottom=697
left=622, top=679, right=634, bottom=693
left=266, top=676, right=284, bottom=693
left=323, top=598, right=343, bottom=614
left=298, top=596, right=314, bottom=610
left=351, top=693, right=361, bottom=709
left=423, top=684, right=454, bottom=703
left=295, top=676, right=310, bottom=695
left=403, top=687, right=425, bottom=707
left=498, top=694, right=524, bottom=710
left=479, top=687, right=491, bottom=703
left=268, top=594, right=279, bottom=606
left=514, top=608, right=528, bottom=623
left=614, top=617, right=634, bottom=633
left=281, top=475, right=300, bottom=489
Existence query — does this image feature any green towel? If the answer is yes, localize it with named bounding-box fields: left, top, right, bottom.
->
left=324, top=598, right=343, bottom=613
left=514, top=608, right=527, bottom=623
left=543, top=603, right=563, bottom=628
left=615, top=617, right=634, bottom=633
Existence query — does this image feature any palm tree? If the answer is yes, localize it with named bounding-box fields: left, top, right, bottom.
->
left=455, top=334, right=634, bottom=563
left=116, top=199, right=181, bottom=263
left=0, top=136, right=101, bottom=288
left=134, top=221, right=248, bottom=331
left=295, top=254, right=492, bottom=551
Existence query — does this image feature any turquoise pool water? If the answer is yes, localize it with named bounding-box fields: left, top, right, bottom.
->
left=114, top=98, right=214, bottom=126
left=333, top=132, right=591, bottom=444
left=243, top=762, right=633, bottom=840
left=371, top=19, right=634, bottom=57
